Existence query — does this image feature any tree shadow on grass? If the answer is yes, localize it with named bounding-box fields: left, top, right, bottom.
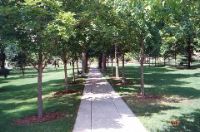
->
left=0, top=77, right=84, bottom=131
left=124, top=96, right=179, bottom=117
left=0, top=77, right=85, bottom=110
left=0, top=78, right=84, bottom=101
left=194, top=73, right=200, bottom=77
left=0, top=92, right=82, bottom=131
left=9, top=66, right=63, bottom=75
left=111, top=66, right=200, bottom=99
left=162, top=109, right=200, bottom=132
left=0, top=66, right=85, bottom=131
left=5, top=74, right=38, bottom=81
left=146, top=86, right=200, bottom=99
left=0, top=79, right=9, bottom=84
left=105, top=66, right=200, bottom=118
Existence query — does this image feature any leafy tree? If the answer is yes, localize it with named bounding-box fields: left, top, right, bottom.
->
left=16, top=0, right=61, bottom=118
left=124, top=0, right=164, bottom=96
left=47, top=11, right=76, bottom=89
left=164, top=0, right=200, bottom=68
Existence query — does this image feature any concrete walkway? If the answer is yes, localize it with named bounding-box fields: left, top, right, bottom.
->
left=73, top=68, right=147, bottom=132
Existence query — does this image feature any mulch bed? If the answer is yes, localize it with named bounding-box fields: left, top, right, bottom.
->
left=15, top=112, right=65, bottom=125
left=68, top=80, right=84, bottom=86
left=114, top=81, right=134, bottom=86
left=162, top=97, right=185, bottom=103
left=108, top=78, right=135, bottom=86
left=168, top=120, right=181, bottom=127
left=54, top=90, right=80, bottom=97
left=131, top=94, right=184, bottom=103
left=109, top=76, right=123, bottom=80
left=135, top=94, right=162, bottom=100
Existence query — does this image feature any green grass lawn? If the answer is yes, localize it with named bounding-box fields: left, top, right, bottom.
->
left=104, top=63, right=200, bottom=132
left=0, top=65, right=85, bottom=132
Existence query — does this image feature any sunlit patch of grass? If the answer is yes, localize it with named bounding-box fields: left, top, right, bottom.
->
left=104, top=64, right=200, bottom=131
left=0, top=65, right=85, bottom=132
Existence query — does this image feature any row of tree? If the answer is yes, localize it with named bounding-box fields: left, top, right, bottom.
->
left=0, top=0, right=200, bottom=117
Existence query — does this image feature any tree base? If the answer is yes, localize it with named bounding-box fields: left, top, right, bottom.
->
left=15, top=112, right=65, bottom=125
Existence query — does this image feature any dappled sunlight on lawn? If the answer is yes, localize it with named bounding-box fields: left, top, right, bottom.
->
left=0, top=67, right=85, bottom=132
left=104, top=64, right=200, bottom=131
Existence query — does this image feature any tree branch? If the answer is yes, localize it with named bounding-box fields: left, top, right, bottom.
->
left=42, top=61, right=47, bottom=70
left=30, top=61, right=38, bottom=70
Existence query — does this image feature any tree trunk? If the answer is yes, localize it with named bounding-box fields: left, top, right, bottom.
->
left=154, top=57, right=157, bottom=67
left=173, top=43, right=177, bottom=67
left=174, top=52, right=177, bottom=67
left=63, top=60, right=68, bottom=90
left=164, top=56, right=166, bottom=66
left=76, top=59, right=79, bottom=74
left=0, top=50, right=6, bottom=69
left=149, top=57, right=151, bottom=67
left=37, top=53, right=43, bottom=118
left=140, top=38, right=145, bottom=96
left=72, top=61, right=75, bottom=82
left=102, top=53, right=106, bottom=72
left=187, top=38, right=192, bottom=69
left=82, top=52, right=87, bottom=74
left=98, top=54, right=102, bottom=69
left=115, top=44, right=119, bottom=78
left=122, top=53, right=125, bottom=84
left=122, top=53, right=125, bottom=69
left=21, top=66, right=25, bottom=77
left=86, top=52, right=88, bottom=70
left=111, top=57, right=114, bottom=76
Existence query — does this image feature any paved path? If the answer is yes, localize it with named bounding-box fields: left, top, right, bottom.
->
left=73, top=68, right=147, bottom=132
